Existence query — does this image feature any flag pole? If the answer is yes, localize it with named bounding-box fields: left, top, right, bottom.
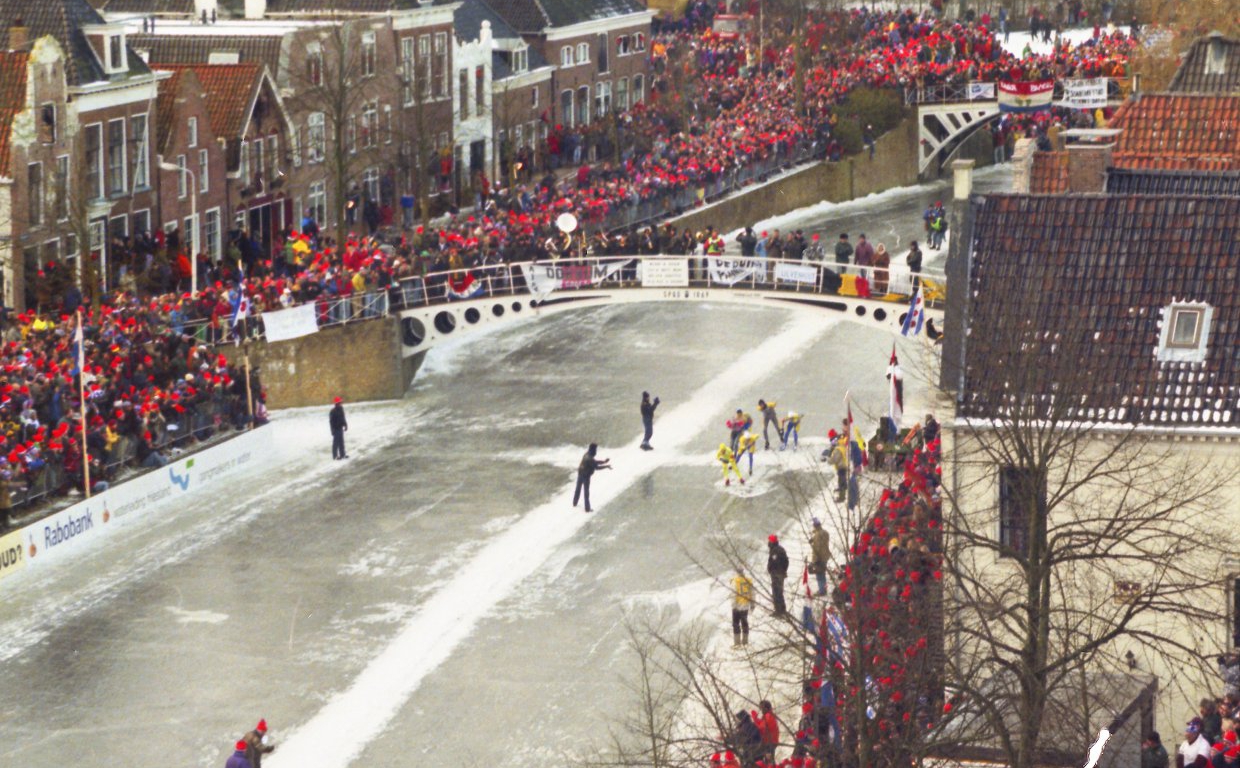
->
left=76, top=309, right=91, bottom=498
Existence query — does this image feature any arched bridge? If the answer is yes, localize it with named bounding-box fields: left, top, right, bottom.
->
left=908, top=78, right=1133, bottom=179
left=394, top=256, right=945, bottom=356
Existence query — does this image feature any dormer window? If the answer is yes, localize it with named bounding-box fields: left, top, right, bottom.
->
left=106, top=34, right=126, bottom=73
left=512, top=46, right=528, bottom=74
left=1205, top=39, right=1227, bottom=76
left=1157, top=302, right=1213, bottom=363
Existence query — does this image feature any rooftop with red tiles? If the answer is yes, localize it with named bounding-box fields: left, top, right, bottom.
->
left=1109, top=93, right=1240, bottom=171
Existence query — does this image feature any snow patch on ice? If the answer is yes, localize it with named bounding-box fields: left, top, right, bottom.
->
left=623, top=576, right=719, bottom=628
left=165, top=606, right=229, bottom=625
left=480, top=513, right=521, bottom=534
left=338, top=550, right=402, bottom=578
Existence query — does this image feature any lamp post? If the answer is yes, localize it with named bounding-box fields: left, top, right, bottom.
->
left=158, top=160, right=197, bottom=291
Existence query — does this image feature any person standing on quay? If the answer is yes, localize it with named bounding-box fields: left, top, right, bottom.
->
left=640, top=391, right=660, bottom=450
left=330, top=396, right=349, bottom=460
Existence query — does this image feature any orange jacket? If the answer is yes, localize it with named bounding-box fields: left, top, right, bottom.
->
left=758, top=711, right=779, bottom=745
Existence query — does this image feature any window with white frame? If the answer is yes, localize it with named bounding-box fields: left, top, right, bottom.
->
left=184, top=212, right=198, bottom=254
left=362, top=167, right=380, bottom=203
left=595, top=80, right=611, bottom=117
left=203, top=208, right=220, bottom=260
left=85, top=123, right=103, bottom=199
left=361, top=31, right=376, bottom=77
left=384, top=104, right=392, bottom=143
left=267, top=135, right=279, bottom=178
left=198, top=148, right=209, bottom=192
left=106, top=34, right=126, bottom=74
left=308, top=181, right=326, bottom=226
left=401, top=37, right=415, bottom=105
left=617, top=35, right=630, bottom=55
left=132, top=209, right=150, bottom=239
left=308, top=112, right=325, bottom=162
left=513, top=47, right=528, bottom=73
left=635, top=32, right=646, bottom=51
left=434, top=33, right=447, bottom=97
left=27, top=163, right=42, bottom=226
left=576, top=42, right=589, bottom=64
left=253, top=139, right=265, bottom=185
left=306, top=43, right=323, bottom=85
left=107, top=119, right=126, bottom=195
left=176, top=154, right=187, bottom=198
left=188, top=116, right=198, bottom=147
left=633, top=73, right=644, bottom=104
left=616, top=77, right=628, bottom=111
left=362, top=102, right=378, bottom=147
left=531, top=86, right=539, bottom=108
left=1157, top=302, right=1213, bottom=363
left=240, top=140, right=249, bottom=182
left=130, top=113, right=148, bottom=189
left=561, top=46, right=574, bottom=67
left=55, top=155, right=68, bottom=221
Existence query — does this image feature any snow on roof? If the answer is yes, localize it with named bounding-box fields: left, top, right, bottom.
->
left=105, top=15, right=338, bottom=36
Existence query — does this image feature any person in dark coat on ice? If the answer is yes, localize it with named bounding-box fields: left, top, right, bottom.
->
left=767, top=534, right=790, bottom=615
left=226, top=740, right=252, bottom=768
left=329, top=396, right=349, bottom=459
left=640, top=391, right=660, bottom=450
left=573, top=443, right=611, bottom=512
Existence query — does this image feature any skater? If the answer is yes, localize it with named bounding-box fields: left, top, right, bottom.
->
left=779, top=411, right=802, bottom=450
left=716, top=443, right=745, bottom=486
left=243, top=720, right=275, bottom=768
left=329, top=396, right=348, bottom=459
left=757, top=399, right=778, bottom=449
left=826, top=431, right=848, bottom=501
left=573, top=443, right=611, bottom=512
left=639, top=391, right=660, bottom=450
left=726, top=409, right=752, bottom=454
left=731, top=566, right=752, bottom=647
left=736, top=431, right=758, bottom=476
left=767, top=534, right=789, bottom=615
left=810, top=518, right=830, bottom=596
left=226, top=740, right=252, bottom=768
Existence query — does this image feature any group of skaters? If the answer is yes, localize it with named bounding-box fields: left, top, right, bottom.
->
left=223, top=719, right=274, bottom=768
left=717, top=401, right=803, bottom=486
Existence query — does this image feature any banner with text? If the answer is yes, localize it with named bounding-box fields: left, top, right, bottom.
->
left=998, top=80, right=1054, bottom=112
left=1056, top=78, right=1108, bottom=109
left=774, top=262, right=819, bottom=285
left=0, top=529, right=25, bottom=582
left=967, top=82, right=996, bottom=100
left=522, top=260, right=631, bottom=300
left=261, top=303, right=320, bottom=343
left=707, top=256, right=763, bottom=286
left=640, top=258, right=690, bottom=287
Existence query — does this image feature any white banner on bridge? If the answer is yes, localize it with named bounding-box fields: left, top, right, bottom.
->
left=707, top=256, right=763, bottom=286
left=967, top=82, right=995, bottom=100
left=639, top=258, right=689, bottom=287
left=261, top=303, right=319, bottom=342
left=773, top=262, right=818, bottom=285
left=1057, top=78, right=1108, bottom=109
left=522, top=260, right=631, bottom=300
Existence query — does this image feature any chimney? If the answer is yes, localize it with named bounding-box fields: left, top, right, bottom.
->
left=244, top=0, right=266, bottom=20
left=951, top=159, right=975, bottom=201
left=9, top=19, right=28, bottom=51
left=195, top=0, right=219, bottom=23
left=1010, top=138, right=1037, bottom=193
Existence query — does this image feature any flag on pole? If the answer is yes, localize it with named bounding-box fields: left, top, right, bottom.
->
left=886, top=344, right=903, bottom=434
left=901, top=286, right=925, bottom=336
left=73, top=311, right=85, bottom=375
left=231, top=290, right=250, bottom=329
left=843, top=391, right=853, bottom=470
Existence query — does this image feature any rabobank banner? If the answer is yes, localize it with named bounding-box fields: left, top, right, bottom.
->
left=4, top=426, right=272, bottom=585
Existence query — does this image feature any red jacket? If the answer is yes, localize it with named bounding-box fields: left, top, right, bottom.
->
left=758, top=711, right=779, bottom=745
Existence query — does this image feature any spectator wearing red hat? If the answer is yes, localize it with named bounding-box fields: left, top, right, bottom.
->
left=767, top=534, right=789, bottom=616
left=225, top=739, right=252, bottom=768
left=243, top=719, right=275, bottom=768
left=329, top=397, right=349, bottom=460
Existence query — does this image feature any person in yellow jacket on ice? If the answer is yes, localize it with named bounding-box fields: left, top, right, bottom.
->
left=779, top=411, right=802, bottom=450
left=730, top=566, right=753, bottom=647
left=716, top=442, right=746, bottom=486
left=736, top=432, right=758, bottom=477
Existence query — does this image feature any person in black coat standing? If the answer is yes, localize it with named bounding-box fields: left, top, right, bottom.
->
left=640, top=391, right=660, bottom=450
left=329, top=397, right=349, bottom=460
left=767, top=534, right=789, bottom=615
left=573, top=443, right=611, bottom=512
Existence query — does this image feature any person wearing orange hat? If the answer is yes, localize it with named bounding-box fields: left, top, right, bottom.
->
left=225, top=739, right=252, bottom=768
left=329, top=396, right=349, bottom=460
left=243, top=719, right=275, bottom=768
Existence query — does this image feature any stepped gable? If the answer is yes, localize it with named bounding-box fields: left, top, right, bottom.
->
left=960, top=194, right=1240, bottom=429
left=1109, top=93, right=1240, bottom=171
left=1168, top=32, right=1240, bottom=94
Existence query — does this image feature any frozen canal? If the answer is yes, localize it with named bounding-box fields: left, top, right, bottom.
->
left=0, top=167, right=1010, bottom=768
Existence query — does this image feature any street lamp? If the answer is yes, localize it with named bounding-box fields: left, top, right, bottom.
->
left=158, top=160, right=197, bottom=291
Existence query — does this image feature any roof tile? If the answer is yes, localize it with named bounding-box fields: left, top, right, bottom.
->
left=1109, top=94, right=1240, bottom=171
left=151, top=63, right=260, bottom=140
left=1168, top=33, right=1240, bottom=94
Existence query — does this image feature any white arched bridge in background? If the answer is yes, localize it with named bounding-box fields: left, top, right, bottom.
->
left=393, top=256, right=946, bottom=356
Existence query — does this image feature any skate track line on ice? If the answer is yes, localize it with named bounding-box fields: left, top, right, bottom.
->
left=266, top=313, right=841, bottom=768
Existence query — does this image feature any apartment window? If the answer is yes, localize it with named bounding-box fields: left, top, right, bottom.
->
left=401, top=37, right=415, bottom=105
left=635, top=32, right=646, bottom=52
left=188, top=116, right=198, bottom=148
left=617, top=77, right=628, bottom=111
left=434, top=33, right=448, bottom=97
left=419, top=36, right=432, bottom=98
left=531, top=87, right=539, bottom=108
left=84, top=123, right=103, bottom=199
left=306, top=46, right=323, bottom=86
left=560, top=89, right=573, bottom=128
left=576, top=42, right=589, bottom=64
left=254, top=139, right=267, bottom=185
left=998, top=466, right=1046, bottom=558
left=107, top=119, right=126, bottom=195
left=203, top=208, right=221, bottom=260
left=595, top=80, right=611, bottom=117
left=268, top=135, right=279, bottom=178
left=383, top=104, right=392, bottom=143
left=633, top=73, right=644, bottom=104
left=459, top=70, right=469, bottom=119
left=362, top=167, right=380, bottom=203
left=475, top=67, right=485, bottom=111
left=577, top=85, right=589, bottom=126
left=132, top=209, right=150, bottom=238
left=239, top=139, right=249, bottom=182
left=597, top=34, right=609, bottom=74
left=39, top=103, right=55, bottom=143
left=362, top=102, right=378, bottom=147
left=198, top=148, right=209, bottom=192
left=361, top=31, right=376, bottom=77
left=130, top=114, right=149, bottom=189
left=308, top=112, right=325, bottom=162
left=617, top=35, right=630, bottom=56
left=184, top=213, right=198, bottom=255
left=27, top=163, right=42, bottom=226
left=308, top=180, right=326, bottom=226
left=513, top=47, right=528, bottom=73
left=55, top=156, right=68, bottom=221
left=176, top=154, right=187, bottom=198
left=561, top=46, right=574, bottom=67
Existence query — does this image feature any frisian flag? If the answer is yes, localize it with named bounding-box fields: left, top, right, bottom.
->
left=887, top=344, right=903, bottom=435
left=998, top=79, right=1054, bottom=113
left=901, top=285, right=925, bottom=336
